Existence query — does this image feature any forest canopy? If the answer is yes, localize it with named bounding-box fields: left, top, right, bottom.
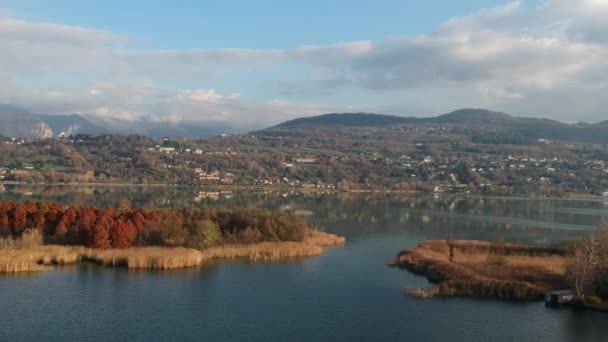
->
left=0, top=200, right=308, bottom=249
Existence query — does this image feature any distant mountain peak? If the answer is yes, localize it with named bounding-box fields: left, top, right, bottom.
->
left=260, top=108, right=608, bottom=144
left=434, top=109, right=515, bottom=123
left=0, top=105, right=105, bottom=138
left=273, top=112, right=416, bottom=128
left=269, top=108, right=519, bottom=129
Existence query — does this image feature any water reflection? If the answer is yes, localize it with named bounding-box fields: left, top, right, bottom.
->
left=1, top=186, right=607, bottom=341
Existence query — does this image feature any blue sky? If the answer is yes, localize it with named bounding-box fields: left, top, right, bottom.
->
left=0, top=0, right=607, bottom=129
left=4, top=0, right=509, bottom=49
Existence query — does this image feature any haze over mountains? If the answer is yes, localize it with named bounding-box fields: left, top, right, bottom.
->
left=0, top=105, right=105, bottom=139
left=2, top=104, right=608, bottom=144
left=267, top=109, right=608, bottom=144
left=0, top=104, right=234, bottom=139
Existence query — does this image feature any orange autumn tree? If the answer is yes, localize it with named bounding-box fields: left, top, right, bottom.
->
left=110, top=220, right=137, bottom=248
left=0, top=200, right=310, bottom=249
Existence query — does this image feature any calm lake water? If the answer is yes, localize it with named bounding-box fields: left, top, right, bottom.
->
left=1, top=185, right=607, bottom=341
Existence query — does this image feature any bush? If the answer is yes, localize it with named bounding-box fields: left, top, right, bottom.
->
left=187, top=220, right=221, bottom=249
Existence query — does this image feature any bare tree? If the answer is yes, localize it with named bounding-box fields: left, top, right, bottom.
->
left=447, top=232, right=456, bottom=262
left=568, top=229, right=604, bottom=296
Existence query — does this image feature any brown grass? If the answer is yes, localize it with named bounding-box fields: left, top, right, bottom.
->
left=81, top=247, right=204, bottom=269
left=405, top=287, right=432, bottom=299
left=305, top=230, right=346, bottom=247
left=0, top=229, right=44, bottom=249
left=1, top=229, right=345, bottom=272
left=392, top=240, right=568, bottom=300
left=0, top=245, right=83, bottom=273
left=201, top=230, right=345, bottom=261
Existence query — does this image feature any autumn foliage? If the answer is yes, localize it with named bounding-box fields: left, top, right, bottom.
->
left=0, top=200, right=309, bottom=249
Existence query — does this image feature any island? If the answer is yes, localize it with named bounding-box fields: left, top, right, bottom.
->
left=391, top=232, right=608, bottom=311
left=0, top=200, right=345, bottom=272
left=390, top=239, right=569, bottom=300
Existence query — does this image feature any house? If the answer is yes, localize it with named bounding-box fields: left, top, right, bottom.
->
left=294, top=158, right=317, bottom=164
left=545, top=290, right=576, bottom=305
left=158, top=147, right=175, bottom=153
left=197, top=170, right=221, bottom=181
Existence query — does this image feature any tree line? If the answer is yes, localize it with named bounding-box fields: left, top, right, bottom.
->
left=0, top=200, right=308, bottom=249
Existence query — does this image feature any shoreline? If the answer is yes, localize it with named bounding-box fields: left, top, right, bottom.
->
left=391, top=239, right=568, bottom=301
left=0, top=230, right=345, bottom=273
left=1, top=181, right=606, bottom=200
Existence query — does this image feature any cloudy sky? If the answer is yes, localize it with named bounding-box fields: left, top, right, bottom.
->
left=0, top=0, right=607, bottom=129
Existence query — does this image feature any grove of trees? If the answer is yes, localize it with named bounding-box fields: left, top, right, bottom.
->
left=0, top=200, right=308, bottom=249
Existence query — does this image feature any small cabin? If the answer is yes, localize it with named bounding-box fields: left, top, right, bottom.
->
left=545, top=290, right=576, bottom=305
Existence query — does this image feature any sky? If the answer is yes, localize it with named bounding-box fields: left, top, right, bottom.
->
left=0, top=0, right=607, bottom=129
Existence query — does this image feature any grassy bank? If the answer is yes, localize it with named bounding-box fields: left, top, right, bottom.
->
left=81, top=247, right=204, bottom=269
left=0, top=245, right=83, bottom=272
left=0, top=230, right=345, bottom=273
left=201, top=230, right=345, bottom=261
left=391, top=240, right=568, bottom=300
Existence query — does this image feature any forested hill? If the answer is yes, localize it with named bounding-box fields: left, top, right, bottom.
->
left=263, top=109, right=608, bottom=144
left=274, top=113, right=418, bottom=127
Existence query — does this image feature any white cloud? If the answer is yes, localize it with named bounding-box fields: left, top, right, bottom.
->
left=1, top=2, right=608, bottom=126
left=176, top=89, right=240, bottom=103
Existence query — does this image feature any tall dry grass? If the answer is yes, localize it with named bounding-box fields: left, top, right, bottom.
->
left=394, top=239, right=568, bottom=300
left=200, top=229, right=345, bottom=261
left=0, top=229, right=44, bottom=249
left=81, top=247, right=203, bottom=269
left=1, top=231, right=83, bottom=272
left=201, top=241, right=323, bottom=261
left=304, top=230, right=346, bottom=247
left=1, top=229, right=345, bottom=272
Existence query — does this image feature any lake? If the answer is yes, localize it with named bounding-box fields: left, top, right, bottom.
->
left=1, top=185, right=607, bottom=341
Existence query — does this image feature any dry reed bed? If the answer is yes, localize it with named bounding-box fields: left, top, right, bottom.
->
left=201, top=230, right=345, bottom=261
left=305, top=230, right=346, bottom=247
left=1, top=230, right=345, bottom=272
left=0, top=245, right=84, bottom=273
left=392, top=240, right=568, bottom=300
left=81, top=247, right=204, bottom=269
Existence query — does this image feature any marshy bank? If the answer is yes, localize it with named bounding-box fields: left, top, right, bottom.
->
left=391, top=240, right=568, bottom=300
left=201, top=230, right=345, bottom=261
left=1, top=230, right=345, bottom=273
left=0, top=200, right=346, bottom=273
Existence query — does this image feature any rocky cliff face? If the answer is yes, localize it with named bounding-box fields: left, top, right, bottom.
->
left=32, top=122, right=54, bottom=139
left=0, top=105, right=103, bottom=138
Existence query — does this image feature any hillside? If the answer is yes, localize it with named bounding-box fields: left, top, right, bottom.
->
left=274, top=113, right=418, bottom=128
left=41, top=114, right=106, bottom=136
left=263, top=109, right=608, bottom=144
left=0, top=105, right=104, bottom=138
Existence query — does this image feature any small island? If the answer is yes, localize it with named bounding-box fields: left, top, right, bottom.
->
left=0, top=200, right=345, bottom=272
left=391, top=231, right=608, bottom=310
left=390, top=239, right=569, bottom=300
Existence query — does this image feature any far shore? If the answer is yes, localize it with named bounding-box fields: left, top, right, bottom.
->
left=390, top=239, right=568, bottom=301
left=0, top=230, right=345, bottom=273
left=2, top=181, right=606, bottom=200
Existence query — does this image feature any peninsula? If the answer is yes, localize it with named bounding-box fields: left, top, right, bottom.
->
left=0, top=200, right=345, bottom=272
left=390, top=239, right=568, bottom=300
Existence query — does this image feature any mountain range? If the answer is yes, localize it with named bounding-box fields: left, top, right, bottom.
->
left=2, top=104, right=608, bottom=144
left=0, top=104, right=233, bottom=139
left=0, top=105, right=105, bottom=139
left=267, top=109, right=608, bottom=144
